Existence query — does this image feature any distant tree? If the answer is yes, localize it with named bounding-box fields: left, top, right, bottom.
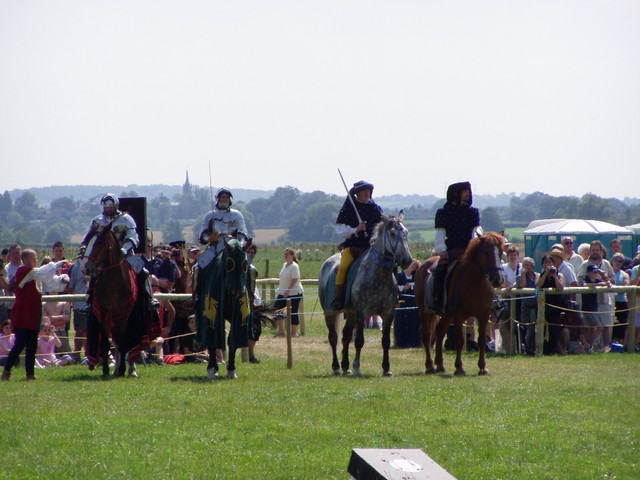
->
left=480, top=207, right=504, bottom=233
left=284, top=201, right=341, bottom=242
left=45, top=222, right=73, bottom=245
left=50, top=197, right=78, bottom=220
left=0, top=191, right=13, bottom=222
left=163, top=220, right=184, bottom=243
left=14, top=192, right=40, bottom=222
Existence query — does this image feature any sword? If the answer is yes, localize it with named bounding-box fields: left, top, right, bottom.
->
left=337, top=168, right=365, bottom=236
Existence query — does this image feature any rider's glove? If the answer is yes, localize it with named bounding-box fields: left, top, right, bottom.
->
left=79, top=245, right=86, bottom=256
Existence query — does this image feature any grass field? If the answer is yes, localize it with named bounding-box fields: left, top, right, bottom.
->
left=1, top=315, right=639, bottom=479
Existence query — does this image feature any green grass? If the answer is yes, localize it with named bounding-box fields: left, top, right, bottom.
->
left=1, top=319, right=639, bottom=479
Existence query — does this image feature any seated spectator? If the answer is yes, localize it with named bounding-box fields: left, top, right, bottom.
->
left=557, top=308, right=590, bottom=355
left=36, top=319, right=73, bottom=367
left=0, top=319, right=15, bottom=366
left=183, top=315, right=208, bottom=363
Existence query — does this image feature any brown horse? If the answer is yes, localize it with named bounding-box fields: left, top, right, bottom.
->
left=84, top=224, right=148, bottom=378
left=416, top=232, right=505, bottom=376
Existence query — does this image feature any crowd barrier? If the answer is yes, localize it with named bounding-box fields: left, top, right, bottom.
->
left=1, top=281, right=638, bottom=357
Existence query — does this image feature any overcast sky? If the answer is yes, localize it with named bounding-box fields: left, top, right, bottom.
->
left=1, top=1, right=638, bottom=199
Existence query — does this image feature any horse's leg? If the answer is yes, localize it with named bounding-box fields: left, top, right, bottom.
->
left=423, top=313, right=436, bottom=375
left=340, top=312, right=354, bottom=375
left=478, top=314, right=490, bottom=376
left=434, top=316, right=450, bottom=373
left=454, top=317, right=466, bottom=376
left=101, top=327, right=111, bottom=380
left=380, top=314, right=393, bottom=377
left=352, top=313, right=365, bottom=377
left=325, top=313, right=340, bottom=375
left=206, top=330, right=219, bottom=380
left=226, top=332, right=237, bottom=380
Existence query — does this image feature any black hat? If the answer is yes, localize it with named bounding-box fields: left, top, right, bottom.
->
left=349, top=180, right=374, bottom=196
left=169, top=240, right=185, bottom=248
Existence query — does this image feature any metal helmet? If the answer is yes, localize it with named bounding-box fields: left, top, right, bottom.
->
left=215, top=188, right=233, bottom=209
left=100, top=193, right=119, bottom=209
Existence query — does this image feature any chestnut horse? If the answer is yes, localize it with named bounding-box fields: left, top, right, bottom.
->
left=416, top=232, right=505, bottom=376
left=318, top=214, right=413, bottom=376
left=84, top=224, right=149, bottom=379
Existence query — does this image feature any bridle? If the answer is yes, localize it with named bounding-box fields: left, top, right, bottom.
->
left=370, top=219, right=408, bottom=268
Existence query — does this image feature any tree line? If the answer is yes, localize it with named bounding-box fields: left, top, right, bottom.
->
left=1, top=186, right=639, bottom=248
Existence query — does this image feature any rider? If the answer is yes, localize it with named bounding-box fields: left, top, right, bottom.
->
left=332, top=180, right=383, bottom=310
left=429, top=181, right=481, bottom=313
left=80, top=193, right=149, bottom=297
left=196, top=188, right=249, bottom=270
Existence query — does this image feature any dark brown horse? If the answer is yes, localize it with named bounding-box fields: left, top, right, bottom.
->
left=84, top=224, right=148, bottom=378
left=416, top=232, right=505, bottom=376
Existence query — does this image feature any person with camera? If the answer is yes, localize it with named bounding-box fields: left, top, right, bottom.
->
left=536, top=253, right=567, bottom=355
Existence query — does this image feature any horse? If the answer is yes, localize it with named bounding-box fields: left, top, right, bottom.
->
left=193, top=237, right=251, bottom=380
left=416, top=232, right=505, bottom=376
left=318, top=214, right=413, bottom=376
left=84, top=224, right=149, bottom=379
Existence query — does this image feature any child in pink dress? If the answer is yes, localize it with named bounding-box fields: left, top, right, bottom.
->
left=0, top=320, right=15, bottom=366
left=36, top=319, right=72, bottom=367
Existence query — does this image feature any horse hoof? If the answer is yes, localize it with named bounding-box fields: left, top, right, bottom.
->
left=128, top=371, right=139, bottom=378
left=332, top=369, right=341, bottom=376
left=353, top=368, right=362, bottom=377
left=436, top=367, right=445, bottom=373
left=454, top=370, right=466, bottom=376
left=342, top=369, right=352, bottom=376
left=226, top=370, right=238, bottom=380
left=383, top=370, right=393, bottom=377
left=425, top=368, right=436, bottom=375
left=478, top=369, right=489, bottom=376
left=207, top=368, right=219, bottom=380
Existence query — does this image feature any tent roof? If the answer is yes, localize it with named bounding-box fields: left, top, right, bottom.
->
left=524, top=219, right=632, bottom=235
left=624, top=223, right=640, bottom=233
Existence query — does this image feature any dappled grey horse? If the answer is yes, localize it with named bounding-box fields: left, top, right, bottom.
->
left=319, top=214, right=413, bottom=376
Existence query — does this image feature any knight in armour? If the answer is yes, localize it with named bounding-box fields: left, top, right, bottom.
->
left=196, top=188, right=249, bottom=270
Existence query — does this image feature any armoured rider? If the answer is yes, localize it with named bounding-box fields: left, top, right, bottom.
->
left=332, top=180, right=383, bottom=310
left=80, top=193, right=150, bottom=298
left=197, top=188, right=249, bottom=270
left=429, top=181, right=482, bottom=313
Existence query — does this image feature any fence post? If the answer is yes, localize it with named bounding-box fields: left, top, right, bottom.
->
left=535, top=290, right=546, bottom=357
left=627, top=288, right=637, bottom=353
left=508, top=294, right=516, bottom=354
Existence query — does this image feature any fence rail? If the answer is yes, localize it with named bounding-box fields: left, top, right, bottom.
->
left=2, top=281, right=638, bottom=354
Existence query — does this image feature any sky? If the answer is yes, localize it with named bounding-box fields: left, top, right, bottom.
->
left=1, top=1, right=639, bottom=200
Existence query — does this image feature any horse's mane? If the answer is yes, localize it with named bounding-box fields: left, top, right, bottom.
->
left=370, top=215, right=399, bottom=244
left=460, top=231, right=504, bottom=264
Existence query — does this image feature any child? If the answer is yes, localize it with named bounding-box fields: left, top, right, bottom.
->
left=1, top=249, right=66, bottom=381
left=0, top=319, right=15, bottom=366
left=36, top=318, right=73, bottom=367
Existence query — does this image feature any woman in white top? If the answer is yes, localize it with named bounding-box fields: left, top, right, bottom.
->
left=273, top=248, right=304, bottom=337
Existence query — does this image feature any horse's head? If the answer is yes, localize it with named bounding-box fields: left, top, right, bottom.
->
left=84, top=223, right=121, bottom=277
left=371, top=212, right=413, bottom=270
left=222, top=237, right=248, bottom=298
left=463, top=232, right=505, bottom=287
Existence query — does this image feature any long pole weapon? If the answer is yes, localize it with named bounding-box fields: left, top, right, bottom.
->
left=337, top=168, right=362, bottom=225
left=208, top=161, right=215, bottom=211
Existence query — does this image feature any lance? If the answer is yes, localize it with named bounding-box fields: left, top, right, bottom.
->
left=337, top=168, right=363, bottom=226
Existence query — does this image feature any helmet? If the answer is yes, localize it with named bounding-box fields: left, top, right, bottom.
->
left=215, top=188, right=233, bottom=209
left=100, top=193, right=119, bottom=208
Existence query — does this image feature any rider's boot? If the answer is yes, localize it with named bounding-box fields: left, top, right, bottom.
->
left=331, top=284, right=345, bottom=310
